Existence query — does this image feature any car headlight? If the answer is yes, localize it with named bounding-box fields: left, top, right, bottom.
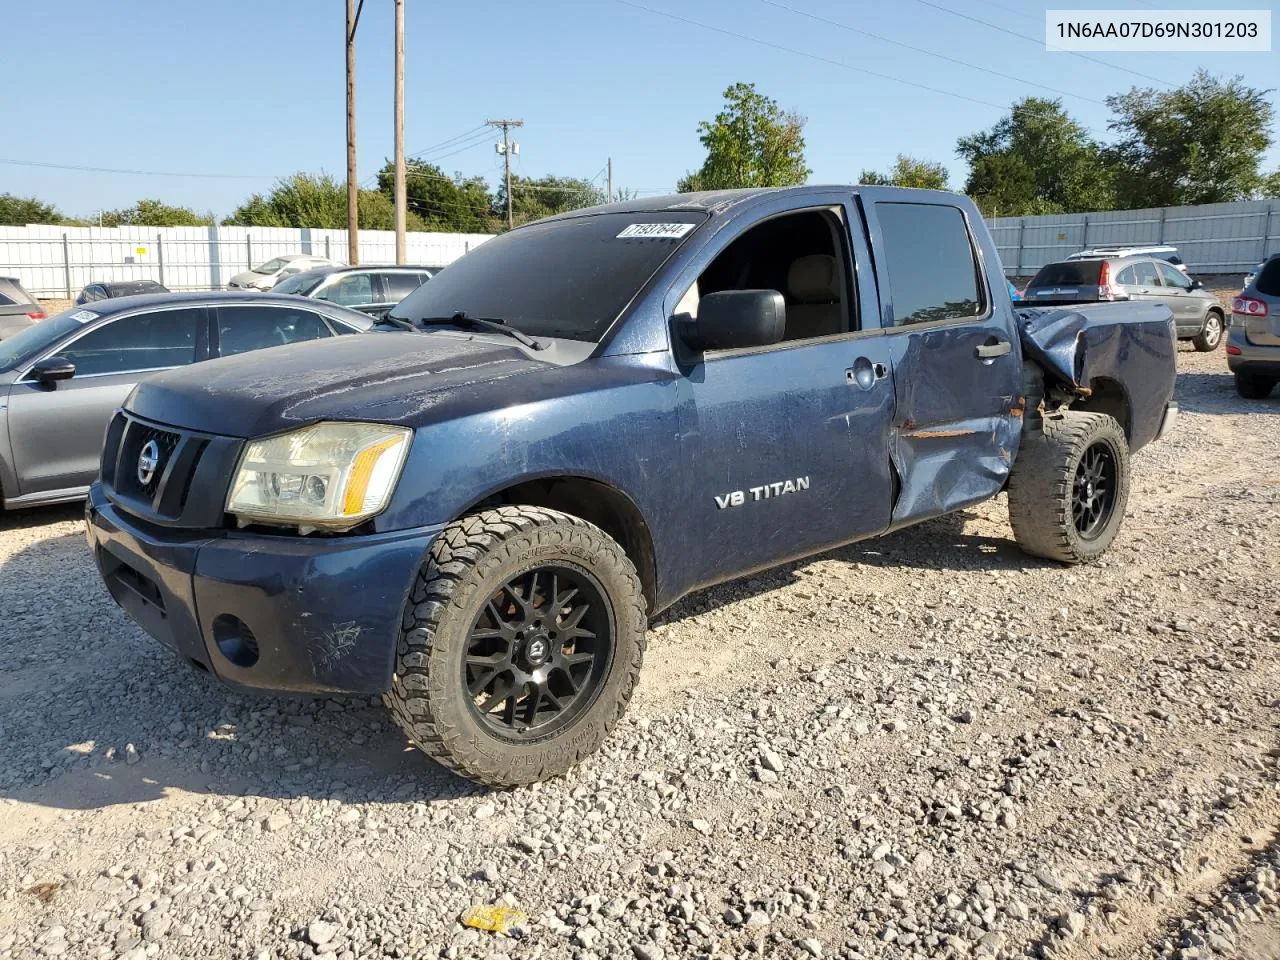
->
left=226, top=422, right=411, bottom=531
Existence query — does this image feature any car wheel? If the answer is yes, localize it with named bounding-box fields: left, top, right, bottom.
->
left=384, top=505, right=646, bottom=787
left=1235, top=373, right=1276, bottom=399
left=1192, top=311, right=1224, bottom=351
left=1007, top=411, right=1130, bottom=564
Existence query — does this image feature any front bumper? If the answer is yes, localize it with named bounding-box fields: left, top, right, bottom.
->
left=86, top=484, right=441, bottom=695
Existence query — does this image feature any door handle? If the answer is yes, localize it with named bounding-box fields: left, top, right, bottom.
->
left=975, top=340, right=1011, bottom=359
left=846, top=357, right=886, bottom=390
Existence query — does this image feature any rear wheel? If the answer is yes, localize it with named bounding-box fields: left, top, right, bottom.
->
left=384, top=506, right=646, bottom=787
left=1192, top=311, right=1223, bottom=352
left=1235, top=373, right=1276, bottom=399
left=1007, top=411, right=1130, bottom=564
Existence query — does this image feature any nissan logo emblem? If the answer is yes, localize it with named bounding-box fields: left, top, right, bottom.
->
left=137, top=439, right=161, bottom=486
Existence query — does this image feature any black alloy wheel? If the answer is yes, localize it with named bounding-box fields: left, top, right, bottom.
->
left=463, top=565, right=614, bottom=741
left=1071, top=441, right=1118, bottom=540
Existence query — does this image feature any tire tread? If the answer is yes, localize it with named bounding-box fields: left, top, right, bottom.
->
left=383, top=505, right=646, bottom=787
left=1007, top=411, right=1129, bottom=564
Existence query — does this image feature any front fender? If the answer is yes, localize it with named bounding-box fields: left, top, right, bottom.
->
left=375, top=368, right=680, bottom=568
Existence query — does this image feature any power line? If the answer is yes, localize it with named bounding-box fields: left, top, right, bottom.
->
left=424, top=136, right=494, bottom=165
left=411, top=129, right=493, bottom=163
left=613, top=0, right=1009, bottom=110
left=965, top=0, right=1044, bottom=25
left=909, top=0, right=1175, bottom=87
left=758, top=0, right=1107, bottom=106
left=407, top=124, right=489, bottom=160
left=0, top=157, right=273, bottom=180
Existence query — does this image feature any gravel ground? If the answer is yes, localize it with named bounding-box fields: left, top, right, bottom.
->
left=1, top=343, right=1278, bottom=960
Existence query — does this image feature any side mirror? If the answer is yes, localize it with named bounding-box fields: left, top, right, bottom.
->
left=1190, top=278, right=1203, bottom=289
left=680, top=290, right=785, bottom=352
left=31, top=356, right=76, bottom=384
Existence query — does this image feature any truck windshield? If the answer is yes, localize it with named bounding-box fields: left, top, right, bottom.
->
left=389, top=212, right=706, bottom=341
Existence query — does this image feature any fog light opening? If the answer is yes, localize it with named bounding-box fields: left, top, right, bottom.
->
left=212, top=615, right=260, bottom=668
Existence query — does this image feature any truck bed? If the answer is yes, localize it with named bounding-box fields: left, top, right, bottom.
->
left=1015, top=300, right=1177, bottom=452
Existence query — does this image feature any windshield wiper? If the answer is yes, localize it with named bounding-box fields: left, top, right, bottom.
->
left=376, top=315, right=419, bottom=332
left=416, top=311, right=546, bottom=350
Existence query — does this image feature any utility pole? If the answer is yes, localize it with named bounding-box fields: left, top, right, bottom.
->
left=606, top=157, right=613, bottom=204
left=488, top=119, right=524, bottom=230
left=393, top=0, right=406, bottom=263
left=345, top=0, right=364, bottom=265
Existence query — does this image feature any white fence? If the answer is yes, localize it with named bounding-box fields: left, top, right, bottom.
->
left=8, top=199, right=1276, bottom=297
left=988, top=198, right=1279, bottom=277
left=0, top=225, right=495, bottom=299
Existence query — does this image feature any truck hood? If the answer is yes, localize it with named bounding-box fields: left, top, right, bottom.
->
left=127, top=331, right=554, bottom=437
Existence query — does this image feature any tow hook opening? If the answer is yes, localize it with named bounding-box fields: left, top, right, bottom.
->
left=212, top=615, right=260, bottom=668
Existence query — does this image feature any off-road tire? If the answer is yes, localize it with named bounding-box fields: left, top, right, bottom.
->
left=1235, top=373, right=1276, bottom=400
left=384, top=505, right=646, bottom=787
left=1007, top=411, right=1130, bottom=564
left=1192, top=310, right=1224, bottom=352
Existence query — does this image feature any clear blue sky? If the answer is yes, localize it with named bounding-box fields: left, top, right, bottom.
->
left=5, top=0, right=1278, bottom=219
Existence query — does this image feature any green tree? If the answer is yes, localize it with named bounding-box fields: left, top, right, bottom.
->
left=678, top=82, right=810, bottom=192
left=1260, top=169, right=1280, bottom=199
left=101, top=198, right=213, bottom=227
left=1106, top=70, right=1275, bottom=207
left=0, top=193, right=62, bottom=225
left=859, top=155, right=950, bottom=190
left=956, top=97, right=1114, bottom=215
left=223, top=173, right=424, bottom=230
left=494, top=174, right=604, bottom=227
left=376, top=160, right=495, bottom=232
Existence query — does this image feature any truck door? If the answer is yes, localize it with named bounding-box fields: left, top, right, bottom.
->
left=667, top=198, right=896, bottom=593
left=860, top=193, right=1023, bottom=526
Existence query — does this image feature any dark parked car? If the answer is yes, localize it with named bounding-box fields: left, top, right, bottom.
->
left=1023, top=256, right=1224, bottom=351
left=1228, top=253, right=1280, bottom=399
left=272, top=264, right=438, bottom=318
left=86, top=186, right=1177, bottom=787
left=0, top=292, right=372, bottom=510
left=0, top=277, right=46, bottom=340
left=76, top=280, right=170, bottom=304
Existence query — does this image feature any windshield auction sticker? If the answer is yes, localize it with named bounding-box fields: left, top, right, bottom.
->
left=1046, top=9, right=1270, bottom=50
left=617, top=223, right=697, bottom=240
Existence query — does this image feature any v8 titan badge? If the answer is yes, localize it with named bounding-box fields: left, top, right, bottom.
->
left=715, top=476, right=810, bottom=509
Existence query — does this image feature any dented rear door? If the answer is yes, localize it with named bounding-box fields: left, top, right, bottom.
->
left=859, top=193, right=1022, bottom=526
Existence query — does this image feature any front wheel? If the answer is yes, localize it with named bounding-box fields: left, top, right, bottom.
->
left=1007, top=411, right=1131, bottom=564
left=384, top=506, right=646, bottom=787
left=1192, top=312, right=1223, bottom=352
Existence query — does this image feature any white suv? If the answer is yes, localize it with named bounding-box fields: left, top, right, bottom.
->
left=226, top=254, right=334, bottom=291
left=1068, top=245, right=1186, bottom=273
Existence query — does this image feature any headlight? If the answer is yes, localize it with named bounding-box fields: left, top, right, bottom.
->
left=226, top=422, right=411, bottom=531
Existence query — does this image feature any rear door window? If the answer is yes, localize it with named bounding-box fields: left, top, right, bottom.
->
left=380, top=271, right=426, bottom=303
left=874, top=203, right=984, bottom=326
left=216, top=304, right=333, bottom=357
left=59, top=308, right=200, bottom=376
left=1130, top=261, right=1160, bottom=287
left=315, top=273, right=374, bottom=307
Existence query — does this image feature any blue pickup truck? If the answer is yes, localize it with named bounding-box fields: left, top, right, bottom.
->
left=85, top=186, right=1178, bottom=786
